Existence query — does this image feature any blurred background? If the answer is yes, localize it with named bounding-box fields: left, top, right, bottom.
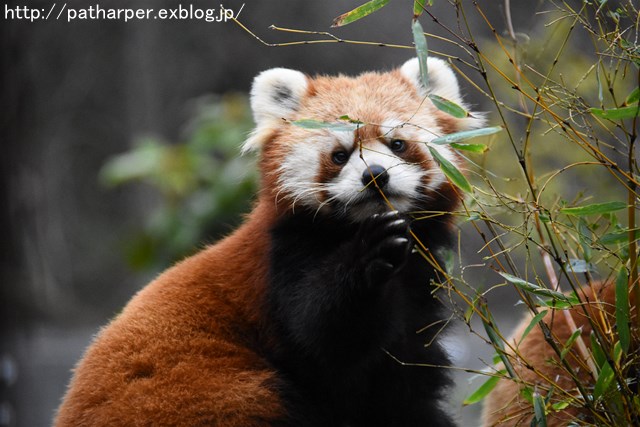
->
left=3, top=0, right=625, bottom=425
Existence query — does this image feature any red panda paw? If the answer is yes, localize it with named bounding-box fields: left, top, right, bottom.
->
left=356, top=211, right=413, bottom=285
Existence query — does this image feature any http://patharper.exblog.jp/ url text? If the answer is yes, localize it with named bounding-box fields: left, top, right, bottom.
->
left=3, top=3, right=245, bottom=23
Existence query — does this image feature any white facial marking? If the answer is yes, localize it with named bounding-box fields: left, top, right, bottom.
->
left=275, top=122, right=463, bottom=221
left=380, top=118, right=458, bottom=195
left=326, top=141, right=425, bottom=220
left=277, top=132, right=325, bottom=210
left=330, top=129, right=355, bottom=150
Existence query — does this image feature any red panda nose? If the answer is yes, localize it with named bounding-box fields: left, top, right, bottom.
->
left=361, top=164, right=389, bottom=189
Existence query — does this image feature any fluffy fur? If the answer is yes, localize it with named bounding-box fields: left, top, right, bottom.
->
left=482, top=282, right=636, bottom=426
left=56, top=57, right=480, bottom=426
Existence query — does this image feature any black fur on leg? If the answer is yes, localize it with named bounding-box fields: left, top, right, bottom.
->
left=263, top=210, right=456, bottom=426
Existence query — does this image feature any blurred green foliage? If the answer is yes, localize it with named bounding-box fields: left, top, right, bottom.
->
left=100, top=93, right=257, bottom=270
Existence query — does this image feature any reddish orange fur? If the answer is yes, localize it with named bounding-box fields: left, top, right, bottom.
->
left=55, top=202, right=286, bottom=426
left=482, top=282, right=636, bottom=426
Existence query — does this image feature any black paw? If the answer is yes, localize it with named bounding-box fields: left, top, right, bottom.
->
left=355, top=211, right=413, bottom=285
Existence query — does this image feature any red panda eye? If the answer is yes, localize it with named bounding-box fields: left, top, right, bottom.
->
left=332, top=151, right=349, bottom=165
left=390, top=139, right=406, bottom=153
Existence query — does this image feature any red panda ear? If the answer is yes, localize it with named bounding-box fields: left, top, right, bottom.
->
left=400, top=57, right=484, bottom=130
left=243, top=68, right=309, bottom=153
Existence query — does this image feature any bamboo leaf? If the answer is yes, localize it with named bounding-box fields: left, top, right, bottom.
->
left=428, top=146, right=472, bottom=193
left=331, top=0, right=389, bottom=27
left=615, top=267, right=630, bottom=353
left=567, top=259, right=596, bottom=273
left=626, top=87, right=640, bottom=105
left=450, top=143, right=488, bottom=153
left=577, top=218, right=592, bottom=262
left=533, top=391, right=548, bottom=427
left=413, top=0, right=432, bottom=19
left=590, top=333, right=605, bottom=369
left=517, top=310, right=548, bottom=345
left=290, top=119, right=356, bottom=132
left=560, top=327, right=583, bottom=361
left=596, top=63, right=604, bottom=104
left=600, top=228, right=639, bottom=245
left=463, top=371, right=505, bottom=406
left=499, top=272, right=570, bottom=302
left=593, top=359, right=615, bottom=401
left=590, top=104, right=640, bottom=120
left=520, top=386, right=534, bottom=404
left=337, top=115, right=364, bottom=125
left=536, top=293, right=580, bottom=309
left=429, top=93, right=469, bottom=118
left=411, top=19, right=429, bottom=90
left=560, top=201, right=627, bottom=216
left=551, top=401, right=570, bottom=411
left=593, top=342, right=622, bottom=401
left=430, top=126, right=503, bottom=145
left=479, top=304, right=517, bottom=379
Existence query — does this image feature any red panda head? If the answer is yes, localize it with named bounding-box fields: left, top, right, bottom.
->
left=245, top=58, right=483, bottom=222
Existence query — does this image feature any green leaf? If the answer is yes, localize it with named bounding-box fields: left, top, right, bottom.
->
left=430, top=126, right=503, bottom=145
left=590, top=333, right=606, bottom=369
left=450, top=143, right=489, bottom=153
left=567, top=259, right=596, bottom=273
left=593, top=360, right=615, bottom=401
left=463, top=304, right=474, bottom=323
left=560, top=327, right=583, bottom=361
left=411, top=19, right=429, bottom=90
left=593, top=342, right=622, bottom=401
left=615, top=267, right=631, bottom=353
left=337, top=115, right=364, bottom=125
left=463, top=371, right=505, bottom=406
left=590, top=104, right=640, bottom=120
left=577, top=218, right=592, bottom=262
left=290, top=119, right=357, bottom=132
left=533, top=391, right=548, bottom=427
left=413, top=0, right=431, bottom=18
left=520, top=386, right=534, bottom=404
left=517, top=310, right=548, bottom=345
left=596, top=63, right=604, bottom=104
left=331, top=0, right=389, bottom=27
left=560, top=201, right=627, bottom=216
left=428, top=146, right=472, bottom=193
left=600, top=228, right=639, bottom=245
left=626, top=87, right=640, bottom=105
left=499, top=272, right=570, bottom=302
left=429, top=93, right=469, bottom=118
left=551, top=401, right=570, bottom=411
left=536, top=293, right=580, bottom=309
left=479, top=304, right=517, bottom=379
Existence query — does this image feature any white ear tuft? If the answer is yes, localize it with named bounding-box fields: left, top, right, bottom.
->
left=400, top=57, right=464, bottom=104
left=400, top=57, right=427, bottom=96
left=243, top=68, right=309, bottom=152
left=400, top=57, right=484, bottom=130
left=250, top=67, right=308, bottom=124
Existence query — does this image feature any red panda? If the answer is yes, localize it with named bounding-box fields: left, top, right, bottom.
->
left=482, top=282, right=636, bottom=426
left=55, top=57, right=482, bottom=426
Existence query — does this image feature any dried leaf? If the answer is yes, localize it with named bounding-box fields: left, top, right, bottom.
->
left=331, top=0, right=389, bottom=27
